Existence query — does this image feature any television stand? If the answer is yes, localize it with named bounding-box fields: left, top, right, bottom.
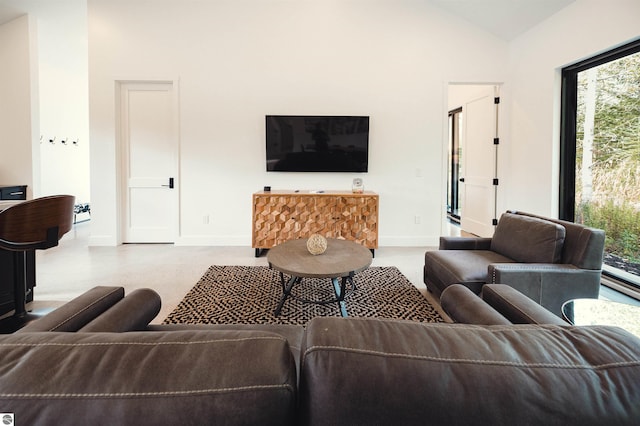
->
left=252, top=190, right=378, bottom=257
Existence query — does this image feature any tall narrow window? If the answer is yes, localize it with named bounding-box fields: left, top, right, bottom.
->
left=561, top=39, right=640, bottom=291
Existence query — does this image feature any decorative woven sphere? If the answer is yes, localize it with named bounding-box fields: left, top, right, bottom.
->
left=306, top=234, right=328, bottom=255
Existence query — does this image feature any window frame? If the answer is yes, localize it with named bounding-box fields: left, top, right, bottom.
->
left=559, top=38, right=640, bottom=291
left=560, top=38, right=640, bottom=220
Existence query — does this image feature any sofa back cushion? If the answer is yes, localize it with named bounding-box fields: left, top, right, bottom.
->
left=491, top=213, right=566, bottom=263
left=507, top=210, right=605, bottom=269
left=0, top=330, right=298, bottom=425
left=300, top=317, right=640, bottom=426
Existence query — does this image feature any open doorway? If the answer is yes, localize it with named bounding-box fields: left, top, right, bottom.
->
left=447, top=84, right=501, bottom=237
left=447, top=107, right=463, bottom=223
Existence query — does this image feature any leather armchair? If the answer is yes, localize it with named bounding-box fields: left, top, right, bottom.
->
left=424, top=211, right=606, bottom=317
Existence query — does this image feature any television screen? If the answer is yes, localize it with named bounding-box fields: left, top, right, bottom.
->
left=266, top=115, right=369, bottom=172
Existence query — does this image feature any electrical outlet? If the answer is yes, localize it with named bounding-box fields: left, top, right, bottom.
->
left=414, top=215, right=421, bottom=224
left=203, top=215, right=210, bottom=225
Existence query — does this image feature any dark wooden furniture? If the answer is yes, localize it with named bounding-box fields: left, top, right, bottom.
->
left=0, top=249, right=35, bottom=318
left=0, top=185, right=27, bottom=200
left=0, top=187, right=30, bottom=318
left=0, top=195, right=75, bottom=331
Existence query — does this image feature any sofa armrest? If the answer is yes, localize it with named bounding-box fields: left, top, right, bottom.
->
left=79, top=288, right=162, bottom=332
left=439, top=236, right=492, bottom=250
left=441, top=284, right=511, bottom=325
left=17, top=286, right=125, bottom=333
left=481, top=284, right=568, bottom=325
left=488, top=263, right=602, bottom=317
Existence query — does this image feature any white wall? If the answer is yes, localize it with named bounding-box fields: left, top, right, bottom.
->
left=5, top=0, right=637, bottom=247
left=88, top=0, right=509, bottom=246
left=0, top=14, right=38, bottom=197
left=36, top=0, right=90, bottom=202
left=505, top=0, right=640, bottom=217
left=0, top=0, right=89, bottom=203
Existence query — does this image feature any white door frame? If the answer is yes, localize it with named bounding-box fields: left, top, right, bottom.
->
left=116, top=79, right=180, bottom=243
left=444, top=83, right=502, bottom=237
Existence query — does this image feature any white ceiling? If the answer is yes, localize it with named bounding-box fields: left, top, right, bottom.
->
left=0, top=0, right=29, bottom=25
left=0, top=0, right=575, bottom=40
left=428, top=0, right=576, bottom=40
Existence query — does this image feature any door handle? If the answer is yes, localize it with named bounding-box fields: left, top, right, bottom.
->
left=162, top=177, right=174, bottom=189
left=459, top=177, right=465, bottom=182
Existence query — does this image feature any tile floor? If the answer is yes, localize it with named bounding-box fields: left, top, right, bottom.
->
left=31, top=221, right=449, bottom=324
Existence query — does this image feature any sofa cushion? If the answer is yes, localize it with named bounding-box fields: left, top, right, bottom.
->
left=491, top=213, right=566, bottom=263
left=425, top=250, right=514, bottom=294
left=0, top=330, right=297, bottom=425
left=147, top=323, right=305, bottom=375
left=508, top=210, right=605, bottom=268
left=300, top=317, right=640, bottom=426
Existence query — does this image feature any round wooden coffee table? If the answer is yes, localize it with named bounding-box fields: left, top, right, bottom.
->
left=267, top=238, right=373, bottom=317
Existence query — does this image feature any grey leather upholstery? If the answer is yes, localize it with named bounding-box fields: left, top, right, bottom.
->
left=79, top=288, right=161, bottom=332
left=0, top=330, right=297, bottom=426
left=424, top=211, right=605, bottom=316
left=4, top=286, right=639, bottom=425
left=300, top=317, right=640, bottom=426
left=440, top=283, right=512, bottom=325
left=442, top=283, right=568, bottom=325
left=16, top=286, right=125, bottom=332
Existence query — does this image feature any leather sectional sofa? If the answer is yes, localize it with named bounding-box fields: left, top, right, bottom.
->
left=424, top=210, right=606, bottom=317
left=1, top=285, right=639, bottom=425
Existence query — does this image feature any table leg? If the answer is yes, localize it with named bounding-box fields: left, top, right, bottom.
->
left=274, top=272, right=300, bottom=316
left=331, top=273, right=352, bottom=317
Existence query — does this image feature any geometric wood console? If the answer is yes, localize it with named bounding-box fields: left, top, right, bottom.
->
left=252, top=190, right=378, bottom=256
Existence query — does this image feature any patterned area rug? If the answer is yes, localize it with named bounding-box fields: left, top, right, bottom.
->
left=163, top=265, right=444, bottom=326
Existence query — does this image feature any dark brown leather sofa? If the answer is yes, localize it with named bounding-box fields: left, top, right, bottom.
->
left=1, top=285, right=639, bottom=425
left=424, top=210, right=606, bottom=317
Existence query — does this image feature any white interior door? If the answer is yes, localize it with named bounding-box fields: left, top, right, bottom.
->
left=120, top=82, right=178, bottom=243
left=459, top=86, right=499, bottom=237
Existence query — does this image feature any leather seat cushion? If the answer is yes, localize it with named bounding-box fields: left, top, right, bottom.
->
left=425, top=250, right=514, bottom=292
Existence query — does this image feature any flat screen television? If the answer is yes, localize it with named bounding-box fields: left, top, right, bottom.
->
left=266, top=115, right=369, bottom=172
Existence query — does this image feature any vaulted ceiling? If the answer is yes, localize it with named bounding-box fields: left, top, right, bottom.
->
left=428, top=0, right=575, bottom=40
left=0, top=0, right=575, bottom=40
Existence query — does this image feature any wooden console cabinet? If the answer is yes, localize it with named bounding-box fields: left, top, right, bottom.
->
left=252, top=190, right=378, bottom=256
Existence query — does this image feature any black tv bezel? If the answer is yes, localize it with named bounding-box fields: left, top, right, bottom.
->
left=265, top=115, right=370, bottom=173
